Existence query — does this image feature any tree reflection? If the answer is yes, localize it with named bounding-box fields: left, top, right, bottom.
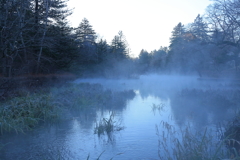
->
left=170, top=88, right=240, bottom=127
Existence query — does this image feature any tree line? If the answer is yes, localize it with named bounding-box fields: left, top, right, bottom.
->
left=138, top=0, right=240, bottom=77
left=0, top=0, right=130, bottom=78
left=1, top=0, right=240, bottom=78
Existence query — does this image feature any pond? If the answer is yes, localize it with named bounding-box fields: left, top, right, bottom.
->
left=0, top=75, right=239, bottom=159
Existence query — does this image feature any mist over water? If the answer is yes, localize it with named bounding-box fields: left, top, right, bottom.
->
left=1, top=74, right=239, bottom=159
left=74, top=74, right=236, bottom=95
left=75, top=74, right=240, bottom=124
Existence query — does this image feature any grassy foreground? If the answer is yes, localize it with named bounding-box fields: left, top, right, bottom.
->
left=155, top=107, right=240, bottom=160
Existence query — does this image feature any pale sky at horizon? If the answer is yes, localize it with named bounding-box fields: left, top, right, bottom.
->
left=67, top=0, right=212, bottom=57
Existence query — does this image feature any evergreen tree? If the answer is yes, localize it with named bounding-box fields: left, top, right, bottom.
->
left=75, top=18, right=96, bottom=43
left=0, top=0, right=77, bottom=76
left=96, top=39, right=109, bottom=63
left=139, top=49, right=150, bottom=64
left=168, top=22, right=196, bottom=73
left=110, top=31, right=129, bottom=60
left=170, top=22, right=185, bottom=47
left=43, top=16, right=78, bottom=71
left=138, top=49, right=150, bottom=73
left=150, top=47, right=168, bottom=71
left=74, top=18, right=98, bottom=69
left=190, top=14, right=209, bottom=42
left=34, top=0, right=74, bottom=73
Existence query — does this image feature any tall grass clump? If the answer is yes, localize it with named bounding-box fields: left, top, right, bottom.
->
left=94, top=111, right=124, bottom=136
left=0, top=93, right=59, bottom=134
left=156, top=120, right=240, bottom=160
left=224, top=113, right=240, bottom=158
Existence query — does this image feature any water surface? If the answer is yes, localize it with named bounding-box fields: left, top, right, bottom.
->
left=0, top=75, right=239, bottom=159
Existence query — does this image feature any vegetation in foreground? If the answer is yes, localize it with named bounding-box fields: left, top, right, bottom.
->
left=164, top=87, right=240, bottom=160
left=224, top=113, right=240, bottom=157
left=153, top=95, right=240, bottom=160
left=156, top=120, right=240, bottom=160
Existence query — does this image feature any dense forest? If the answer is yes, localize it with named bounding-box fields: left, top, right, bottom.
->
left=1, top=0, right=240, bottom=79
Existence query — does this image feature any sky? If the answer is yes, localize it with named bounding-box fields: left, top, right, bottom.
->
left=67, top=0, right=213, bottom=57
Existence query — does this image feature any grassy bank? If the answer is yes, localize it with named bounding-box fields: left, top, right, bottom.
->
left=0, top=92, right=59, bottom=134
left=0, top=82, right=135, bottom=135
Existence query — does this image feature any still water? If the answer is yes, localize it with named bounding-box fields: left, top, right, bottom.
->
left=0, top=75, right=239, bottom=159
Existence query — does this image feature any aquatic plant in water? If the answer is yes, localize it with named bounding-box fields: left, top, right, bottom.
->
left=94, top=111, right=124, bottom=136
left=152, top=103, right=165, bottom=115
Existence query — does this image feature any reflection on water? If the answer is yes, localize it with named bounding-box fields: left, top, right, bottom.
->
left=0, top=75, right=239, bottom=159
left=171, top=88, right=239, bottom=127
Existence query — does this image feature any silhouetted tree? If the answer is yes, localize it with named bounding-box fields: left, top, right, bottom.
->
left=138, top=49, right=151, bottom=73
left=75, top=18, right=97, bottom=64
left=96, top=39, right=109, bottom=63
left=110, top=31, right=130, bottom=61
left=190, top=14, right=209, bottom=42
left=167, top=23, right=186, bottom=72
left=206, top=0, right=240, bottom=45
left=205, top=0, right=240, bottom=74
left=75, top=18, right=96, bottom=43
left=0, top=0, right=78, bottom=76
left=169, top=22, right=185, bottom=48
left=0, top=0, right=34, bottom=76
left=149, top=47, right=168, bottom=71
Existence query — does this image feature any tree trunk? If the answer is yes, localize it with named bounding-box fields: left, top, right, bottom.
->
left=36, top=0, right=50, bottom=74
left=35, top=0, right=39, bottom=30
